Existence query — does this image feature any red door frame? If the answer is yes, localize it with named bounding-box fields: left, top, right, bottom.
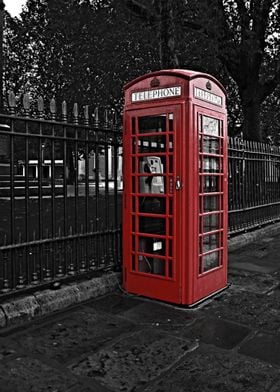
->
left=123, top=105, right=183, bottom=304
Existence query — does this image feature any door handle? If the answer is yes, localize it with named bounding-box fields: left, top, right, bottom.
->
left=175, top=177, right=182, bottom=191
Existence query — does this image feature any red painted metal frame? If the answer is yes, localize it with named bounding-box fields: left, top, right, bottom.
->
left=123, top=69, right=227, bottom=305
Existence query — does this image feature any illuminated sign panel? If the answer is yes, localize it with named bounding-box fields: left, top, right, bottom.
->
left=194, top=87, right=222, bottom=106
left=132, top=86, right=181, bottom=102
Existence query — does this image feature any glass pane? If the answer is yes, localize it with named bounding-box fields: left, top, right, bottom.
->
left=202, top=251, right=219, bottom=272
left=203, top=196, right=220, bottom=212
left=139, top=156, right=165, bottom=174
left=132, top=197, right=136, bottom=212
left=200, top=157, right=221, bottom=173
left=138, top=255, right=165, bottom=276
left=139, top=237, right=165, bottom=256
left=200, top=136, right=220, bottom=154
left=168, top=134, right=173, bottom=151
left=137, top=135, right=166, bottom=153
left=139, top=217, right=165, bottom=234
left=168, top=113, right=173, bottom=132
left=201, top=233, right=219, bottom=253
left=139, top=197, right=166, bottom=214
left=202, top=213, right=220, bottom=233
left=202, top=116, right=219, bottom=136
left=168, top=260, right=173, bottom=278
left=200, top=176, right=219, bottom=193
left=138, top=115, right=166, bottom=133
left=138, top=156, right=165, bottom=194
left=139, top=175, right=165, bottom=194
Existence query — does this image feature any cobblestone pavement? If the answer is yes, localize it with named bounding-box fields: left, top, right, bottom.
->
left=1, top=233, right=280, bottom=391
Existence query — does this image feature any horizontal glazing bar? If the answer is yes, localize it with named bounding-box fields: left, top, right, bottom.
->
left=199, top=247, right=224, bottom=257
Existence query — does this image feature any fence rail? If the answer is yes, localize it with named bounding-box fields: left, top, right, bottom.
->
left=228, top=137, right=280, bottom=234
left=0, top=92, right=122, bottom=298
left=1, top=93, right=280, bottom=299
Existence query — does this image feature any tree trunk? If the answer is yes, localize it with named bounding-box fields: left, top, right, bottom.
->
left=241, top=98, right=262, bottom=141
left=156, top=0, right=179, bottom=69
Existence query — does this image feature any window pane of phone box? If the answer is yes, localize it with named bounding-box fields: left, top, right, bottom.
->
left=139, top=197, right=166, bottom=214
left=139, top=176, right=165, bottom=194
left=200, top=157, right=221, bottom=173
left=138, top=255, right=165, bottom=276
left=202, top=213, right=221, bottom=233
left=202, top=116, right=220, bottom=136
left=200, top=176, right=219, bottom=193
left=200, top=233, right=220, bottom=253
left=139, top=237, right=165, bottom=256
left=139, top=217, right=165, bottom=234
left=202, top=251, right=220, bottom=272
left=200, top=136, right=220, bottom=154
left=138, top=115, right=166, bottom=134
left=137, top=135, right=166, bottom=153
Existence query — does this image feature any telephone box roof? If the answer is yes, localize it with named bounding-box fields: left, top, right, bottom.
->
left=124, top=69, right=226, bottom=94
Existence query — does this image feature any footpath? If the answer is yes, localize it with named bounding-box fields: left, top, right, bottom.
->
left=1, top=228, right=280, bottom=391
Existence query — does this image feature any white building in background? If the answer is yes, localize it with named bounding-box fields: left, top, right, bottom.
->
left=14, top=146, right=123, bottom=189
left=78, top=146, right=123, bottom=185
left=17, top=160, right=64, bottom=179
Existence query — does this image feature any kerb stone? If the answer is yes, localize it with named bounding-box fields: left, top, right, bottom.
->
left=0, top=307, right=6, bottom=328
left=75, top=273, right=120, bottom=302
left=1, top=295, right=40, bottom=327
left=34, top=285, right=80, bottom=315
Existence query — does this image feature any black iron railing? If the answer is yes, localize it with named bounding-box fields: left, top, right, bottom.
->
left=228, top=137, right=280, bottom=235
left=0, top=92, right=122, bottom=298
left=1, top=94, right=280, bottom=300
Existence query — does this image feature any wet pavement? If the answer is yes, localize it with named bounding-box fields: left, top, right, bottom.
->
left=1, top=232, right=280, bottom=391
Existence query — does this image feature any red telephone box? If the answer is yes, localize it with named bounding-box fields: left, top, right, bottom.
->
left=122, top=69, right=228, bottom=306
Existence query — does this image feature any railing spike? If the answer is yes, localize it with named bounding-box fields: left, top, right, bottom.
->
left=73, top=102, right=78, bottom=124
left=104, top=108, right=109, bottom=130
left=93, top=107, right=99, bottom=128
left=8, top=90, right=16, bottom=114
left=112, top=109, right=118, bottom=131
left=62, top=100, right=67, bottom=122
left=50, top=97, right=56, bottom=121
left=37, top=96, right=44, bottom=118
left=23, top=93, right=31, bottom=116
left=84, top=105, right=89, bottom=126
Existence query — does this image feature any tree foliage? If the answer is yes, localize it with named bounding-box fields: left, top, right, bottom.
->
left=125, top=0, right=280, bottom=141
left=3, top=0, right=280, bottom=141
left=209, top=0, right=280, bottom=140
left=4, top=0, right=158, bottom=112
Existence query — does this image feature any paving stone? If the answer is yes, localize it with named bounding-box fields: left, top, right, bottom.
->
left=8, top=308, right=135, bottom=365
left=228, top=270, right=278, bottom=294
left=202, top=289, right=268, bottom=328
left=1, top=295, right=41, bottom=327
left=178, top=317, right=251, bottom=349
left=229, top=237, right=280, bottom=274
left=69, top=328, right=198, bottom=392
left=84, top=292, right=143, bottom=315
left=255, top=292, right=280, bottom=333
left=202, top=285, right=280, bottom=334
left=143, top=345, right=280, bottom=392
left=0, top=355, right=95, bottom=392
left=239, top=332, right=280, bottom=366
left=120, top=301, right=194, bottom=327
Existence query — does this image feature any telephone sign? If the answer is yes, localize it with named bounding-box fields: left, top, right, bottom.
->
left=123, top=69, right=228, bottom=306
left=132, top=86, right=182, bottom=102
